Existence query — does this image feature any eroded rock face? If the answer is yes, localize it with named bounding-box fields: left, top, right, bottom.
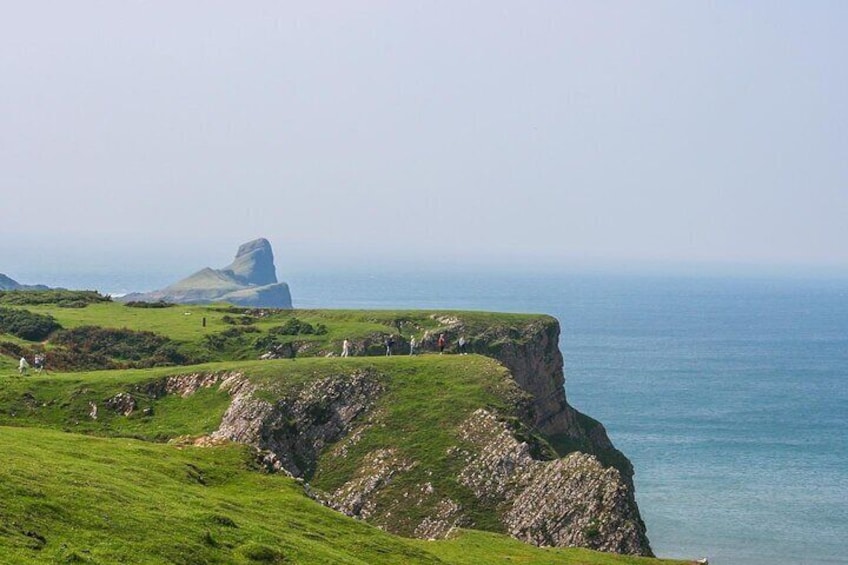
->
left=458, top=409, right=651, bottom=556
left=505, top=453, right=649, bottom=554
left=211, top=370, right=383, bottom=477
left=329, top=448, right=417, bottom=520
left=104, top=392, right=137, bottom=416
left=421, top=317, right=632, bottom=476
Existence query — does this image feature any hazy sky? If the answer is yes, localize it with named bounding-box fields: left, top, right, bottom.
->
left=2, top=1, right=846, bottom=278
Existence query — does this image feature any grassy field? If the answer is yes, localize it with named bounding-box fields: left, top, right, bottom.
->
left=7, top=300, right=548, bottom=367
left=0, top=426, right=688, bottom=565
left=0, top=293, right=692, bottom=564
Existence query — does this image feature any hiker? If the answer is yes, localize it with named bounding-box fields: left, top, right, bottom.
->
left=458, top=336, right=467, bottom=355
left=341, top=339, right=351, bottom=358
left=385, top=335, right=395, bottom=356
left=437, top=333, right=446, bottom=355
left=33, top=354, right=44, bottom=373
left=409, top=335, right=417, bottom=355
left=18, top=356, right=29, bottom=375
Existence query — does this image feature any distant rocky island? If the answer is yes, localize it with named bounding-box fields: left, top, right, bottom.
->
left=0, top=273, right=49, bottom=291
left=119, top=238, right=292, bottom=308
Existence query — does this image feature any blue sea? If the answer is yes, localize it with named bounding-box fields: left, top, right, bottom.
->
left=25, top=269, right=848, bottom=564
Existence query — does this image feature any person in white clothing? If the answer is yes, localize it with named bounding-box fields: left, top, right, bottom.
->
left=18, top=357, right=29, bottom=375
left=341, top=339, right=351, bottom=357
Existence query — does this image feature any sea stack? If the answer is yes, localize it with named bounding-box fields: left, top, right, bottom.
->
left=120, top=238, right=292, bottom=308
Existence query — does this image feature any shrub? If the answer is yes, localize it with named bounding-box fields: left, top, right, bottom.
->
left=0, top=307, right=62, bottom=341
left=221, top=315, right=255, bottom=325
left=0, top=290, right=111, bottom=308
left=124, top=300, right=175, bottom=308
left=268, top=318, right=327, bottom=336
left=49, top=326, right=193, bottom=370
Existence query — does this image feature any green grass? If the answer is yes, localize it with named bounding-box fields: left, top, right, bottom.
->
left=16, top=303, right=547, bottom=354
left=0, top=426, right=689, bottom=565
left=0, top=302, right=692, bottom=564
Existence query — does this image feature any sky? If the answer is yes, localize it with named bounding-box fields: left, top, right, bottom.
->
left=1, top=1, right=846, bottom=280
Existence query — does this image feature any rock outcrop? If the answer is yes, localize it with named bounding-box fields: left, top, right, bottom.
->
left=118, top=238, right=292, bottom=308
left=210, top=370, right=383, bottom=477
left=419, top=316, right=633, bottom=475
left=0, top=273, right=49, bottom=291
left=459, top=409, right=650, bottom=555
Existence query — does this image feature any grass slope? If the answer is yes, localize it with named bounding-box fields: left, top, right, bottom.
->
left=0, top=296, right=692, bottom=564
left=0, top=426, right=686, bottom=565
left=14, top=301, right=543, bottom=362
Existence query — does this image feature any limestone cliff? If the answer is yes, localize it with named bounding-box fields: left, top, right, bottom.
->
left=418, top=316, right=634, bottom=474
left=118, top=238, right=292, bottom=308
left=148, top=314, right=653, bottom=557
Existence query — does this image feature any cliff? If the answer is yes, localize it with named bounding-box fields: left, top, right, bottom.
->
left=119, top=238, right=292, bottom=308
left=0, top=304, right=654, bottom=557
left=176, top=316, right=652, bottom=555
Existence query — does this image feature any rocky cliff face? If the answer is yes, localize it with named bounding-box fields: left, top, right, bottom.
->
left=145, top=315, right=652, bottom=556
left=210, top=370, right=382, bottom=477
left=459, top=409, right=650, bottom=555
left=118, top=238, right=292, bottom=308
left=415, top=316, right=633, bottom=474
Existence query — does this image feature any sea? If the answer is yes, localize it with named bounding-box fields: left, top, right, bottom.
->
left=21, top=268, right=848, bottom=565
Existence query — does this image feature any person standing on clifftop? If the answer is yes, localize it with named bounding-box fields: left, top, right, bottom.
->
left=409, top=335, right=417, bottom=355
left=385, top=335, right=395, bottom=356
left=438, top=333, right=446, bottom=355
left=458, top=336, right=467, bottom=355
left=341, top=339, right=351, bottom=358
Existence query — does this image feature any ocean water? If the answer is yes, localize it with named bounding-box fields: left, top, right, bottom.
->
left=24, top=270, right=848, bottom=564
left=291, top=271, right=848, bottom=565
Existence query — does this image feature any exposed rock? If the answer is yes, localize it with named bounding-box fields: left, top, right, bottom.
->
left=210, top=370, right=383, bottom=477
left=329, top=448, right=416, bottom=520
left=420, top=317, right=634, bottom=475
left=105, top=392, right=137, bottom=416
left=456, top=409, right=651, bottom=555
left=118, top=238, right=292, bottom=308
left=413, top=498, right=464, bottom=540
left=138, top=371, right=234, bottom=398
left=258, top=343, right=296, bottom=360
left=505, top=452, right=650, bottom=555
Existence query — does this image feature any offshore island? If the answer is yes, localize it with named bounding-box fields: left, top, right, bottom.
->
left=0, top=239, right=697, bottom=564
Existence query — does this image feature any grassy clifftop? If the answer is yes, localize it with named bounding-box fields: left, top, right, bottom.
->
left=0, top=292, right=688, bottom=564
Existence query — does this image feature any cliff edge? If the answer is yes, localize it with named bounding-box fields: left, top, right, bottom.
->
left=189, top=315, right=653, bottom=555
left=0, top=303, right=653, bottom=557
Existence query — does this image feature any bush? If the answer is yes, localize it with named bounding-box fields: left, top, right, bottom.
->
left=0, top=307, right=62, bottom=341
left=124, top=300, right=175, bottom=308
left=221, top=315, right=255, bottom=325
left=0, top=290, right=111, bottom=308
left=268, top=318, right=327, bottom=336
left=49, top=326, right=193, bottom=369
